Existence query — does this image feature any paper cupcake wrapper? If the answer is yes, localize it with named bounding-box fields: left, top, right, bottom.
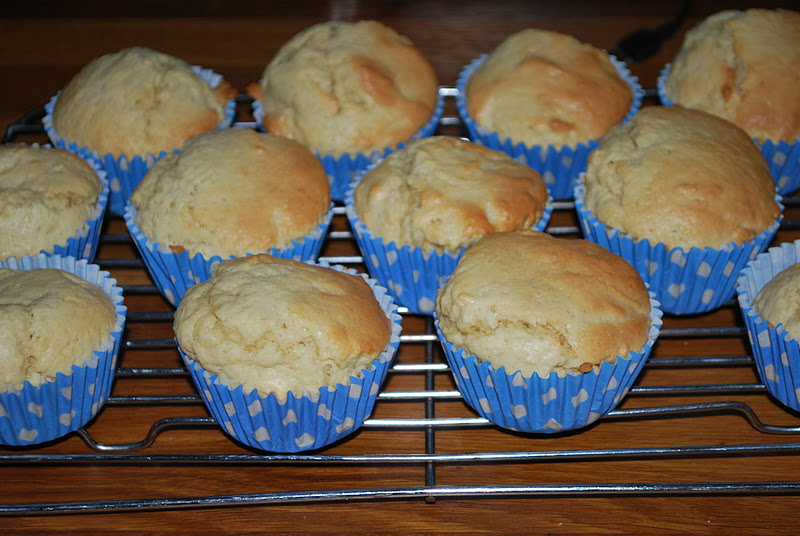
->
left=658, top=64, right=800, bottom=197
left=456, top=54, right=644, bottom=200
left=5, top=144, right=109, bottom=262
left=344, top=177, right=553, bottom=315
left=434, top=291, right=662, bottom=433
left=574, top=180, right=783, bottom=315
left=124, top=203, right=334, bottom=307
left=0, top=254, right=126, bottom=446
left=178, top=262, right=403, bottom=452
left=43, top=66, right=237, bottom=215
left=252, top=93, right=445, bottom=201
left=737, top=240, right=800, bottom=412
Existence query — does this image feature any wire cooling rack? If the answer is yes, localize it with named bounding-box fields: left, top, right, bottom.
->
left=3, top=91, right=800, bottom=515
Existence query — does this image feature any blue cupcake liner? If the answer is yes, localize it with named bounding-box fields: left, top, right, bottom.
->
left=658, top=64, right=800, bottom=197
left=344, top=172, right=553, bottom=315
left=456, top=54, right=644, bottom=200
left=252, top=92, right=445, bottom=201
left=5, top=144, right=109, bottom=262
left=124, top=203, right=334, bottom=307
left=178, top=262, right=403, bottom=452
left=737, top=240, right=800, bottom=412
left=434, top=290, right=662, bottom=433
left=574, top=179, right=783, bottom=315
left=0, top=254, right=126, bottom=446
left=43, top=66, right=237, bottom=215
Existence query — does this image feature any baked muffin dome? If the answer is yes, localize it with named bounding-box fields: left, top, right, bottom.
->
left=173, top=255, right=393, bottom=398
left=0, top=268, right=117, bottom=389
left=583, top=105, right=780, bottom=250
left=352, top=136, right=548, bottom=253
left=665, top=9, right=800, bottom=143
left=256, top=20, right=439, bottom=156
left=0, top=145, right=103, bottom=259
left=129, top=128, right=331, bottom=259
left=466, top=29, right=633, bottom=148
left=435, top=230, right=652, bottom=379
left=52, top=46, right=233, bottom=157
left=753, top=262, right=800, bottom=341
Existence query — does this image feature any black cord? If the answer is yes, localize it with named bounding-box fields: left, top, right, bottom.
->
left=609, top=0, right=691, bottom=63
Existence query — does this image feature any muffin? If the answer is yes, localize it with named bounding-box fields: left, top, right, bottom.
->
left=738, top=240, right=800, bottom=412
left=0, top=255, right=126, bottom=446
left=0, top=144, right=108, bottom=261
left=125, top=128, right=333, bottom=307
left=434, top=230, right=662, bottom=433
left=576, top=105, right=782, bottom=315
left=174, top=255, right=402, bottom=452
left=249, top=20, right=443, bottom=200
left=456, top=28, right=643, bottom=199
left=659, top=9, right=800, bottom=195
left=43, top=46, right=237, bottom=214
left=346, top=135, right=552, bottom=314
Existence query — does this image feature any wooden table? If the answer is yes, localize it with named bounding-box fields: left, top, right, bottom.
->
left=2, top=2, right=800, bottom=534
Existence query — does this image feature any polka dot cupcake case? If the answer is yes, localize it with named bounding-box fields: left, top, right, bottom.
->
left=658, top=64, right=800, bottom=197
left=434, top=291, right=662, bottom=434
left=252, top=93, right=445, bottom=202
left=0, top=254, right=126, bottom=446
left=178, top=265, right=403, bottom=453
left=737, top=240, right=800, bottom=412
left=345, top=183, right=554, bottom=315
left=456, top=54, right=644, bottom=201
left=43, top=66, right=237, bottom=216
left=574, top=180, right=784, bottom=315
left=124, top=203, right=334, bottom=307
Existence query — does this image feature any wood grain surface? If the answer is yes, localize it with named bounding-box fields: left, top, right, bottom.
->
left=1, top=2, right=800, bottom=534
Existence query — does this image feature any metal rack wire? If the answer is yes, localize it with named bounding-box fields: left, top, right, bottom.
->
left=3, top=94, right=800, bottom=515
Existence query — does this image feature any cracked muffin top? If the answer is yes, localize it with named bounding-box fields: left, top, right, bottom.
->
left=0, top=145, right=103, bottom=259
left=52, top=46, right=234, bottom=157
left=129, top=128, right=330, bottom=258
left=435, top=230, right=651, bottom=379
left=173, top=255, right=393, bottom=398
left=583, top=105, right=780, bottom=250
left=252, top=20, right=439, bottom=156
left=665, top=9, right=800, bottom=143
left=0, top=268, right=116, bottom=389
left=466, top=28, right=633, bottom=148
left=352, top=136, right=549, bottom=253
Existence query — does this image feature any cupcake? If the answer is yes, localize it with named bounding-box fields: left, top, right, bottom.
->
left=43, top=46, right=237, bottom=214
left=0, top=144, right=108, bottom=262
left=173, top=254, right=402, bottom=452
left=576, top=105, right=783, bottom=315
left=125, top=128, right=333, bottom=307
left=456, top=28, right=643, bottom=200
left=345, top=135, right=552, bottom=314
left=434, top=230, right=662, bottom=433
left=659, top=9, right=800, bottom=195
left=249, top=20, right=443, bottom=201
left=0, top=255, right=126, bottom=446
left=738, top=241, right=800, bottom=412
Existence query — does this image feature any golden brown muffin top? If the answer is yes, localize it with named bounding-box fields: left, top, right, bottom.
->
left=583, top=106, right=780, bottom=250
left=467, top=29, right=632, bottom=148
left=353, top=136, right=548, bottom=253
left=435, top=230, right=651, bottom=378
left=666, top=9, right=800, bottom=142
left=0, top=145, right=103, bottom=259
left=130, top=128, right=331, bottom=258
left=174, top=255, right=393, bottom=398
left=754, top=263, right=800, bottom=341
left=0, top=268, right=116, bottom=389
left=53, top=47, right=233, bottom=157
left=254, top=20, right=439, bottom=156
